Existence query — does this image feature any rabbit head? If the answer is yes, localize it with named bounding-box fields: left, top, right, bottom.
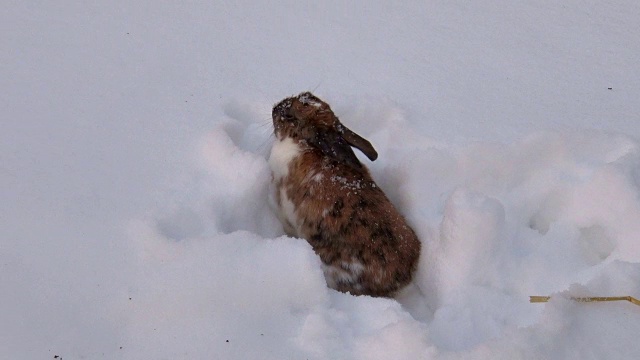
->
left=272, top=92, right=378, bottom=169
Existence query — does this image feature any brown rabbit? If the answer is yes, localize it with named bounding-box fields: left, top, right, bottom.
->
left=268, top=92, right=421, bottom=297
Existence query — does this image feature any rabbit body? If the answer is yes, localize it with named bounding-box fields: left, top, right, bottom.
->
left=269, top=92, right=421, bottom=297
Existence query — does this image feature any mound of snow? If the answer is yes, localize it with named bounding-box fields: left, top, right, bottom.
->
left=120, top=99, right=640, bottom=359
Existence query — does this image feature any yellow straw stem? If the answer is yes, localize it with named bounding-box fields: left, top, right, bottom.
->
left=529, top=295, right=640, bottom=306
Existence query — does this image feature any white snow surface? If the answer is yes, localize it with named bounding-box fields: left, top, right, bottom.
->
left=3, top=1, right=640, bottom=359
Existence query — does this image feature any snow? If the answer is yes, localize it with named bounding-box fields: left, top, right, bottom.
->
left=2, top=1, right=640, bottom=359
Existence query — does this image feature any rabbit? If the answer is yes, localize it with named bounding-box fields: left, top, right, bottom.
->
left=268, top=92, right=421, bottom=297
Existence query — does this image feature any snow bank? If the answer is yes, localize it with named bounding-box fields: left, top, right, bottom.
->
left=121, top=99, right=640, bottom=359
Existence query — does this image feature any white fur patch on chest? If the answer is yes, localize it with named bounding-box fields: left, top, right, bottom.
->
left=278, top=188, right=300, bottom=236
left=268, top=137, right=302, bottom=180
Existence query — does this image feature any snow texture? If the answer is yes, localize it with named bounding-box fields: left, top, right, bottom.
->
left=2, top=1, right=640, bottom=359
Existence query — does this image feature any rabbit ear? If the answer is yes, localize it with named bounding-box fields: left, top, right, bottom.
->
left=308, top=124, right=378, bottom=169
left=339, top=124, right=378, bottom=161
left=309, top=129, right=364, bottom=169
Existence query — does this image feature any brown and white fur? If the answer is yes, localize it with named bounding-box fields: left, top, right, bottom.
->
left=268, top=92, right=421, bottom=297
